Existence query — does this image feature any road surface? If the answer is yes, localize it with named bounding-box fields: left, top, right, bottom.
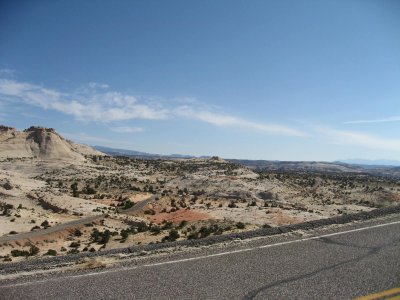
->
left=1, top=215, right=400, bottom=299
left=0, top=214, right=104, bottom=244
left=119, top=194, right=157, bottom=215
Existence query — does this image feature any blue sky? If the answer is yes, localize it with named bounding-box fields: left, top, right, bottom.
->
left=1, top=0, right=400, bottom=161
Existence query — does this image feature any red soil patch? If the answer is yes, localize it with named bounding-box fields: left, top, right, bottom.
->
left=387, top=193, right=400, bottom=202
left=146, top=209, right=211, bottom=224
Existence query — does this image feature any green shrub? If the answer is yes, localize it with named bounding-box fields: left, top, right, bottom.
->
left=91, top=229, right=111, bottom=244
left=161, top=221, right=173, bottom=230
left=120, top=229, right=129, bottom=240
left=41, top=220, right=50, bottom=228
left=236, top=222, right=246, bottom=229
left=228, top=201, right=237, bottom=208
left=67, top=249, right=79, bottom=254
left=11, top=249, right=30, bottom=257
left=69, top=242, right=80, bottom=248
left=178, top=220, right=188, bottom=229
left=123, top=200, right=135, bottom=210
left=162, top=229, right=180, bottom=242
left=150, top=225, right=161, bottom=235
left=45, top=249, right=57, bottom=256
left=29, top=245, right=39, bottom=256
left=11, top=245, right=40, bottom=257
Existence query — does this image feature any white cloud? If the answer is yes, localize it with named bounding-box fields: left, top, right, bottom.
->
left=174, top=106, right=307, bottom=137
left=111, top=126, right=144, bottom=133
left=0, top=79, right=168, bottom=122
left=0, top=77, right=307, bottom=137
left=317, top=127, right=400, bottom=151
left=88, top=82, right=109, bottom=89
left=344, top=116, right=400, bottom=124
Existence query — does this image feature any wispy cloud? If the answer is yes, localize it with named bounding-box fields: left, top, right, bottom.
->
left=110, top=126, right=144, bottom=133
left=0, top=77, right=306, bottom=137
left=62, top=132, right=111, bottom=144
left=0, top=69, right=15, bottom=77
left=317, top=127, right=400, bottom=151
left=87, top=82, right=109, bottom=89
left=174, top=106, right=307, bottom=137
left=344, top=116, right=400, bottom=124
left=63, top=132, right=148, bottom=150
left=0, top=79, right=168, bottom=122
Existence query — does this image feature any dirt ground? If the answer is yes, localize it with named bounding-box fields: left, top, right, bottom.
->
left=0, top=155, right=398, bottom=262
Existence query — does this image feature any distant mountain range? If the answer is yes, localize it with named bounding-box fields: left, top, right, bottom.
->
left=93, top=145, right=400, bottom=177
left=3, top=125, right=399, bottom=177
left=228, top=159, right=400, bottom=178
left=94, top=145, right=400, bottom=167
left=93, top=145, right=210, bottom=159
left=337, top=159, right=400, bottom=167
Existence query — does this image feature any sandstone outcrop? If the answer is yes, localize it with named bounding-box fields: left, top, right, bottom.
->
left=0, top=125, right=103, bottom=161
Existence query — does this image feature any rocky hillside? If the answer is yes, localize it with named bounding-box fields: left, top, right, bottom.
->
left=228, top=159, right=365, bottom=173
left=0, top=125, right=103, bottom=161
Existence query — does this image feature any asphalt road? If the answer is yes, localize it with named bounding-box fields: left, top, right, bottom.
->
left=119, top=194, right=157, bottom=215
left=0, top=195, right=155, bottom=244
left=0, top=214, right=104, bottom=244
left=1, top=215, right=400, bottom=300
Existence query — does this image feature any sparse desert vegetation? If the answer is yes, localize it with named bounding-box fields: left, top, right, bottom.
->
left=0, top=126, right=399, bottom=262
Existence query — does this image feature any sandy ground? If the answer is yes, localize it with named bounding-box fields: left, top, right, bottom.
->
left=0, top=154, right=398, bottom=262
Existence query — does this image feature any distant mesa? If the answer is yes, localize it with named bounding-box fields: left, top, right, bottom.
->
left=0, top=125, right=103, bottom=161
left=210, top=156, right=222, bottom=161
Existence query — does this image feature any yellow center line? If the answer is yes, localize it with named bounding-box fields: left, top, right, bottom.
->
left=355, top=287, right=400, bottom=300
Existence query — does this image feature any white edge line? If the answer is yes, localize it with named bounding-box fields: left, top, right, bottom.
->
left=258, top=220, right=400, bottom=248
left=2, top=219, right=400, bottom=288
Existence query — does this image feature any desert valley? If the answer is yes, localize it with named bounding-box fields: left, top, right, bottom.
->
left=1, top=125, right=399, bottom=262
